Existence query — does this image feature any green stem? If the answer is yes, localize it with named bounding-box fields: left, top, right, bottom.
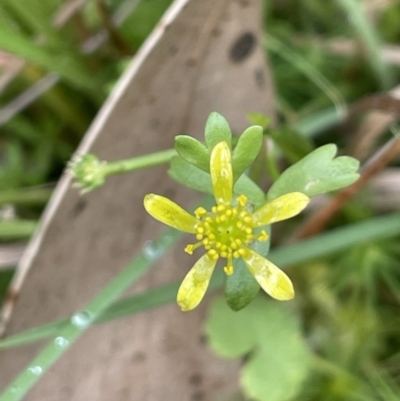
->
left=71, top=149, right=177, bottom=192
left=0, top=226, right=183, bottom=401
left=104, top=149, right=177, bottom=177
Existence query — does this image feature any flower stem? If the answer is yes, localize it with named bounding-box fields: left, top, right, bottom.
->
left=70, top=149, right=177, bottom=192
left=104, top=148, right=177, bottom=177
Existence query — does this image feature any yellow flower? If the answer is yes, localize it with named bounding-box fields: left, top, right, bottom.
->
left=144, top=141, right=309, bottom=311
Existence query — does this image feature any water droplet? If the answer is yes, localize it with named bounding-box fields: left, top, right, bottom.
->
left=71, top=310, right=93, bottom=328
left=10, top=386, right=20, bottom=394
left=54, top=336, right=69, bottom=348
left=28, top=366, right=43, bottom=376
left=143, top=241, right=164, bottom=260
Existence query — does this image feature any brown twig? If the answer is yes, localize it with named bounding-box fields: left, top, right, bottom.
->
left=295, top=135, right=400, bottom=239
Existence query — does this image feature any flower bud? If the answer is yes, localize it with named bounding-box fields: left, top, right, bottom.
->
left=69, top=154, right=106, bottom=193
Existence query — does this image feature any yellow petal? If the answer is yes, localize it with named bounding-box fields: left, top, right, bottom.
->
left=177, top=253, right=217, bottom=311
left=242, top=248, right=294, bottom=300
left=252, top=192, right=310, bottom=226
left=210, top=141, right=232, bottom=205
left=144, top=194, right=197, bottom=233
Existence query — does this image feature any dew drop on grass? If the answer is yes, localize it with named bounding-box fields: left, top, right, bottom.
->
left=54, top=336, right=69, bottom=348
left=10, top=386, right=21, bottom=394
left=71, top=310, right=93, bottom=328
left=143, top=240, right=164, bottom=260
left=28, top=366, right=43, bottom=376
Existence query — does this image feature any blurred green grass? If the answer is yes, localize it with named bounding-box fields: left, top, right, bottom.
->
left=1, top=0, right=400, bottom=400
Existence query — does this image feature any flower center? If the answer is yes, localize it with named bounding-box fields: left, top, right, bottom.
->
left=185, top=195, right=268, bottom=275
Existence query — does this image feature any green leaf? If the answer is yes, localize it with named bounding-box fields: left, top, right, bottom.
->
left=224, top=258, right=260, bottom=311
left=225, top=226, right=271, bottom=311
left=174, top=135, right=210, bottom=172
left=242, top=344, right=309, bottom=401
left=267, top=127, right=314, bottom=163
left=235, top=175, right=265, bottom=206
left=250, top=225, right=271, bottom=257
left=169, top=157, right=264, bottom=205
left=204, top=112, right=232, bottom=149
left=168, top=156, right=213, bottom=195
left=232, top=125, right=263, bottom=182
left=205, top=297, right=258, bottom=358
left=267, top=144, right=360, bottom=200
left=205, top=296, right=311, bottom=401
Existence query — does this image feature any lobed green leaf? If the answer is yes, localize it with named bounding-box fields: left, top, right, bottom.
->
left=205, top=296, right=311, bottom=401
left=242, top=336, right=310, bottom=401
left=267, top=144, right=360, bottom=200
left=204, top=296, right=258, bottom=358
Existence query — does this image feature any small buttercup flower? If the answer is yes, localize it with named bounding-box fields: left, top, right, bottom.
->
left=144, top=141, right=309, bottom=311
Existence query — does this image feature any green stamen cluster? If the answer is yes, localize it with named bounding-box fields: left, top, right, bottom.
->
left=185, top=195, right=268, bottom=275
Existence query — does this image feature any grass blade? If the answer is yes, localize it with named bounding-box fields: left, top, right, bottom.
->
left=0, top=221, right=37, bottom=241
left=335, top=0, right=393, bottom=90
left=266, top=35, right=346, bottom=118
left=0, top=25, right=100, bottom=93
left=0, top=226, right=183, bottom=401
